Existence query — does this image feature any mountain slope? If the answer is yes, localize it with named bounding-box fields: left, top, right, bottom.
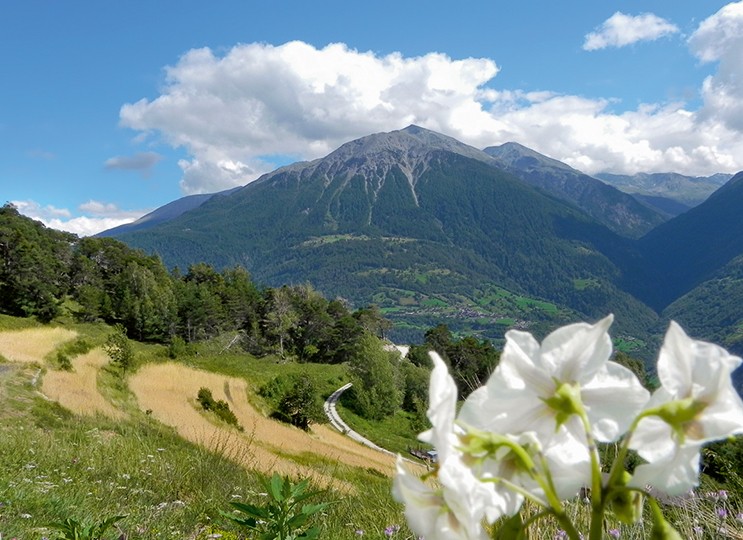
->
left=114, top=126, right=656, bottom=342
left=596, top=172, right=732, bottom=215
left=97, top=188, right=239, bottom=237
left=483, top=142, right=666, bottom=237
left=623, top=171, right=743, bottom=311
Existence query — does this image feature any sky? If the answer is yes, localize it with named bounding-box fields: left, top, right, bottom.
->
left=2, top=0, right=743, bottom=236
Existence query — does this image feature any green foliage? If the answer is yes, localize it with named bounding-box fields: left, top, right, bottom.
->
left=103, top=324, right=134, bottom=374
left=0, top=204, right=73, bottom=322
left=196, top=387, right=241, bottom=429
left=167, top=335, right=193, bottom=359
left=49, top=514, right=126, bottom=540
left=222, top=473, right=330, bottom=540
left=276, top=375, right=325, bottom=430
left=347, top=334, right=402, bottom=420
left=415, top=323, right=500, bottom=398
left=613, top=351, right=651, bottom=389
left=56, top=351, right=73, bottom=371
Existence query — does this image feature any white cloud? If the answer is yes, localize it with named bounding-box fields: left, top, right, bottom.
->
left=12, top=199, right=150, bottom=237
left=689, top=1, right=743, bottom=132
left=120, top=41, right=500, bottom=193
left=118, top=28, right=743, bottom=192
left=104, top=151, right=162, bottom=177
left=583, top=12, right=679, bottom=51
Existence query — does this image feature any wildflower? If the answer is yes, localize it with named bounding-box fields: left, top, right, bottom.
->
left=608, top=528, right=620, bottom=538
left=460, top=315, right=648, bottom=448
left=394, top=456, right=488, bottom=540
left=630, top=322, right=743, bottom=495
left=384, top=524, right=400, bottom=536
left=355, top=530, right=364, bottom=536
left=717, top=507, right=728, bottom=518
left=410, top=354, right=511, bottom=522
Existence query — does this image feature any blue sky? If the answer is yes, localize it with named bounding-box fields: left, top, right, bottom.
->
left=2, top=0, right=742, bottom=235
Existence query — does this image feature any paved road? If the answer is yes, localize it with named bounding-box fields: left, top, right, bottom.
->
left=323, top=382, right=396, bottom=458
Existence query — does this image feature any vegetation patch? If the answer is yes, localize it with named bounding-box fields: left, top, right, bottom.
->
left=0, top=326, right=77, bottom=364
left=197, top=387, right=242, bottom=430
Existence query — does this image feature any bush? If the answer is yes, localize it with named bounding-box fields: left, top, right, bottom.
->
left=56, top=351, right=72, bottom=371
left=275, top=375, right=325, bottom=430
left=196, top=387, right=242, bottom=430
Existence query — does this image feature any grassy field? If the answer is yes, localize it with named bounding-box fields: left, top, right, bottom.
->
left=0, top=318, right=412, bottom=539
left=2, top=316, right=743, bottom=539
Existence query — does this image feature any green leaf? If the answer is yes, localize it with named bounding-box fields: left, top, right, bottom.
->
left=492, top=513, right=525, bottom=540
left=229, top=501, right=271, bottom=520
left=298, top=525, right=321, bottom=540
left=269, top=473, right=285, bottom=502
left=291, top=478, right=310, bottom=498
left=301, top=502, right=329, bottom=516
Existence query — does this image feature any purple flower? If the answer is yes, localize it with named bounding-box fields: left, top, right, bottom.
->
left=717, top=507, right=728, bottom=518
left=608, top=528, right=620, bottom=539
left=384, top=524, right=401, bottom=536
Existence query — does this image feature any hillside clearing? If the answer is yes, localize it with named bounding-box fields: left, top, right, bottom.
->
left=41, top=348, right=125, bottom=419
left=0, top=327, right=77, bottom=363
left=129, top=363, right=396, bottom=488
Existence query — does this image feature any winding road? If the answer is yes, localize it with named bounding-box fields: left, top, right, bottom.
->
left=323, top=382, right=396, bottom=458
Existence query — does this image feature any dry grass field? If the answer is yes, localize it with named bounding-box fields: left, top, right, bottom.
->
left=129, top=363, right=396, bottom=488
left=0, top=325, right=400, bottom=492
left=0, top=327, right=77, bottom=364
left=41, top=348, right=125, bottom=419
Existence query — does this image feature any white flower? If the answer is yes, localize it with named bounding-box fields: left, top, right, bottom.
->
left=630, top=442, right=702, bottom=496
left=393, top=457, right=488, bottom=540
left=629, top=321, right=743, bottom=495
left=393, top=352, right=518, bottom=539
left=420, top=352, right=513, bottom=522
left=460, top=315, right=648, bottom=446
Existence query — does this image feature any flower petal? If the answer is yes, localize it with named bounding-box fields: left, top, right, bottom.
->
left=581, top=361, right=649, bottom=442
left=629, top=443, right=702, bottom=496
left=540, top=314, right=614, bottom=382
left=419, top=352, right=460, bottom=461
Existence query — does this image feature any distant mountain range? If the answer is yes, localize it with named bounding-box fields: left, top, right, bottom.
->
left=595, top=171, right=731, bottom=217
left=483, top=142, right=665, bottom=237
left=103, top=126, right=743, bottom=362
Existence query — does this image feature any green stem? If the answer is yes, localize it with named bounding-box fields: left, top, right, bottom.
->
left=606, top=409, right=655, bottom=489
left=577, top=410, right=604, bottom=540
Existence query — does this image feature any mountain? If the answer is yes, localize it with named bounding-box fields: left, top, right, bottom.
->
left=97, top=188, right=240, bottom=237
left=482, top=142, right=666, bottom=238
left=622, top=171, right=743, bottom=311
left=595, top=172, right=732, bottom=216
left=111, top=125, right=657, bottom=344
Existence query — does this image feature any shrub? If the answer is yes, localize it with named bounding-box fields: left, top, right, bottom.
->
left=196, top=387, right=241, bottom=430
left=56, top=351, right=72, bottom=371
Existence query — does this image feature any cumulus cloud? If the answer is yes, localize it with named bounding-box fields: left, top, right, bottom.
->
left=120, top=41, right=500, bottom=193
left=689, top=1, right=743, bottom=132
left=12, top=199, right=150, bottom=237
left=583, top=12, right=680, bottom=51
left=104, top=151, right=162, bottom=177
left=119, top=21, right=743, bottom=192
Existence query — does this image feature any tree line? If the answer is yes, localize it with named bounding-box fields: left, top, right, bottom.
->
left=0, top=204, right=387, bottom=365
